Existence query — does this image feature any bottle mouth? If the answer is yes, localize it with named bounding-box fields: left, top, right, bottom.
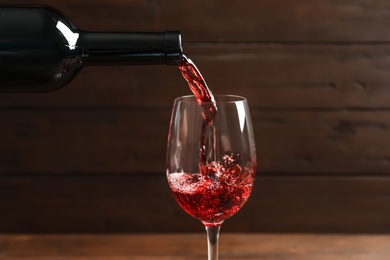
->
left=164, top=31, right=183, bottom=65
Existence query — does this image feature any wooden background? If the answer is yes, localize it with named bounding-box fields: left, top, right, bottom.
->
left=2, top=0, right=390, bottom=233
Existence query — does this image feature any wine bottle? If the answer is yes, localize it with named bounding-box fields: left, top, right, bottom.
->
left=0, top=5, right=183, bottom=92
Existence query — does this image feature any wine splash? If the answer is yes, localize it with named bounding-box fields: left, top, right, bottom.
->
left=168, top=154, right=255, bottom=224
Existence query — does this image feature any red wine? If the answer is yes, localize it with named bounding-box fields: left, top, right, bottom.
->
left=167, top=154, right=256, bottom=225
left=174, top=55, right=256, bottom=225
left=178, top=55, right=217, bottom=162
left=178, top=55, right=216, bottom=105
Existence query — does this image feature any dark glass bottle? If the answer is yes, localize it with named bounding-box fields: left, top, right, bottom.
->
left=0, top=5, right=183, bottom=92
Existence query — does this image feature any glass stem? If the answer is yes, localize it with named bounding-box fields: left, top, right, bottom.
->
left=205, top=224, right=221, bottom=260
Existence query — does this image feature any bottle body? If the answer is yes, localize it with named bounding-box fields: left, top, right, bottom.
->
left=0, top=5, right=182, bottom=92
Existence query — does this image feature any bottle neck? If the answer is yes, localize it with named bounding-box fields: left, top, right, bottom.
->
left=78, top=31, right=182, bottom=66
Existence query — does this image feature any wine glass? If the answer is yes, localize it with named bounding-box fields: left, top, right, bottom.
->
left=166, top=94, right=256, bottom=260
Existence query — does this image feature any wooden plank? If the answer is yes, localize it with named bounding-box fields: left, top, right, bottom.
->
left=255, top=109, right=390, bottom=174
left=1, top=175, right=390, bottom=233
left=2, top=43, right=390, bottom=108
left=1, top=109, right=390, bottom=174
left=1, top=234, right=390, bottom=259
left=0, top=109, right=171, bottom=174
left=4, top=0, right=390, bottom=42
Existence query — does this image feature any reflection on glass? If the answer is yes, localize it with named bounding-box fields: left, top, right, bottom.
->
left=56, top=21, right=79, bottom=50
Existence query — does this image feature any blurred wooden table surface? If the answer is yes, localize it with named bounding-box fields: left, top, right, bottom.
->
left=1, top=233, right=390, bottom=259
